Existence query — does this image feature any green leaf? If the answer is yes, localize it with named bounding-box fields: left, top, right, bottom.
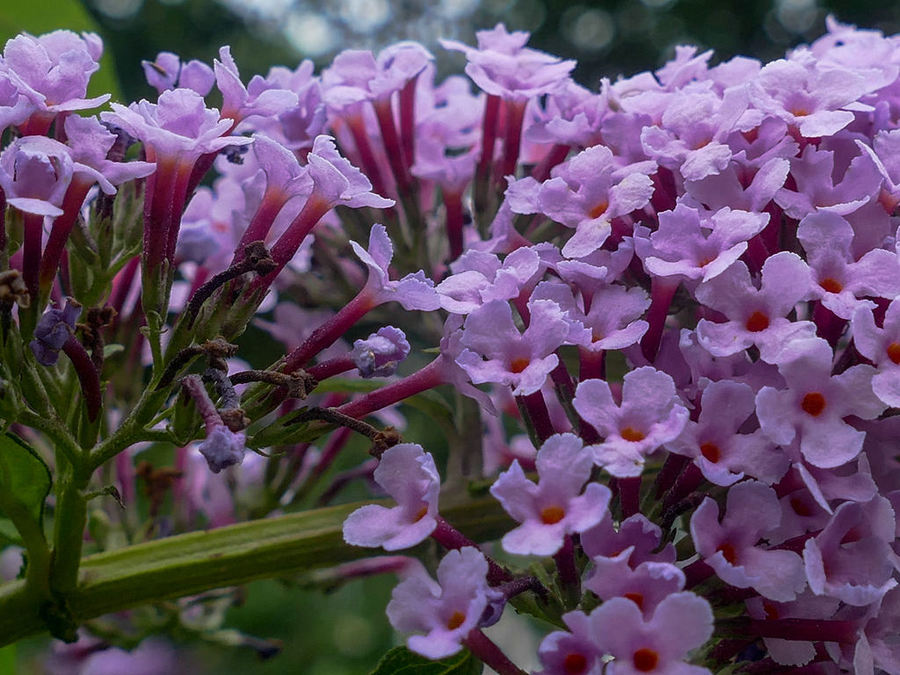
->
left=0, top=433, right=52, bottom=544
left=0, top=0, right=122, bottom=102
left=369, top=646, right=482, bottom=675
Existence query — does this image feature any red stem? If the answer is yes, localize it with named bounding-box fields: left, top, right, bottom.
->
left=499, top=99, right=526, bottom=181
left=282, top=290, right=376, bottom=373
left=373, top=98, right=412, bottom=194
left=38, top=177, right=92, bottom=296
left=346, top=112, right=390, bottom=198
left=335, top=356, right=446, bottom=420
left=234, top=188, right=289, bottom=260
left=444, top=189, right=465, bottom=261
left=531, top=144, right=571, bottom=182
left=640, top=277, right=679, bottom=362
left=62, top=334, right=102, bottom=422
left=398, top=78, right=418, bottom=173
left=22, top=213, right=44, bottom=304
left=462, top=630, right=527, bottom=675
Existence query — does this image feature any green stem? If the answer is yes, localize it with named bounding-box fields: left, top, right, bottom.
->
left=0, top=496, right=512, bottom=647
left=49, top=466, right=91, bottom=596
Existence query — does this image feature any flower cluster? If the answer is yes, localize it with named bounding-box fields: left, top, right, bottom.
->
left=1, top=15, right=900, bottom=675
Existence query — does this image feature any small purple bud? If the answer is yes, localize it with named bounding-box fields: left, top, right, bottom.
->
left=351, top=326, right=410, bottom=378
left=29, top=299, right=81, bottom=366
left=198, top=426, right=247, bottom=473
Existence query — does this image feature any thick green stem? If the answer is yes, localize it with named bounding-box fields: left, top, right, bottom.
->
left=49, top=467, right=91, bottom=596
left=0, top=496, right=513, bottom=647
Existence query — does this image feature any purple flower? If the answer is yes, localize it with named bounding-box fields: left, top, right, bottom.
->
left=142, top=51, right=215, bottom=96
left=536, top=611, right=603, bottom=675
left=690, top=480, right=807, bottom=601
left=198, top=426, right=247, bottom=474
left=668, top=380, right=789, bottom=486
left=306, top=135, right=394, bottom=209
left=749, top=57, right=872, bottom=138
left=506, top=145, right=656, bottom=258
left=640, top=86, right=747, bottom=181
left=590, top=592, right=714, bottom=675
left=29, top=299, right=81, bottom=366
left=455, top=299, right=575, bottom=397
left=349, top=224, right=439, bottom=310
left=852, top=300, right=900, bottom=407
left=635, top=203, right=769, bottom=284
left=351, top=326, right=410, bottom=378
left=775, top=144, right=881, bottom=220
left=436, top=246, right=547, bottom=314
left=386, top=547, right=499, bottom=659
left=573, top=367, right=689, bottom=477
left=0, top=136, right=74, bottom=216
left=2, top=30, right=108, bottom=116
left=64, top=115, right=156, bottom=192
left=803, top=496, right=898, bottom=606
left=490, top=433, right=611, bottom=556
left=797, top=211, right=900, bottom=320
left=585, top=557, right=686, bottom=621
left=694, top=253, right=816, bottom=363
left=214, top=46, right=299, bottom=127
left=755, top=337, right=885, bottom=469
left=101, top=88, right=249, bottom=163
left=441, top=24, right=574, bottom=100
left=342, top=443, right=439, bottom=551
left=582, top=513, right=676, bottom=567
left=254, top=60, right=326, bottom=153
left=531, top=280, right=649, bottom=352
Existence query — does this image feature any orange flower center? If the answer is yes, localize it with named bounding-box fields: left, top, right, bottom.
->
left=790, top=497, right=812, bottom=517
left=446, top=610, right=467, bottom=630
left=819, top=277, right=843, bottom=293
left=540, top=505, right=566, bottom=525
left=887, top=343, right=900, bottom=365
left=624, top=592, right=645, bottom=610
left=620, top=427, right=646, bottom=442
left=588, top=201, right=609, bottom=219
left=717, top=542, right=738, bottom=565
left=413, top=504, right=429, bottom=522
left=801, top=392, right=826, bottom=417
left=633, top=647, right=660, bottom=672
left=745, top=311, right=770, bottom=333
left=699, top=442, right=721, bottom=463
left=563, top=653, right=588, bottom=674
left=509, top=357, right=530, bottom=374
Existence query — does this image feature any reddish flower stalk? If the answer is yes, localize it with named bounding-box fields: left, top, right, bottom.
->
left=640, top=276, right=680, bottom=362
left=38, top=176, right=93, bottom=298
left=334, top=356, right=446, bottom=420
left=345, top=113, right=390, bottom=198
left=431, top=516, right=512, bottom=585
left=281, top=295, right=375, bottom=375
left=254, top=193, right=331, bottom=288
left=234, top=189, right=290, bottom=260
left=21, top=212, right=44, bottom=303
left=516, top=390, right=555, bottom=444
left=462, top=630, right=527, bottom=675
left=444, top=189, right=465, bottom=261
left=373, top=98, right=412, bottom=195
left=499, top=99, right=527, bottom=180
left=398, top=78, right=418, bottom=172
left=62, top=334, right=101, bottom=421
left=531, top=143, right=571, bottom=182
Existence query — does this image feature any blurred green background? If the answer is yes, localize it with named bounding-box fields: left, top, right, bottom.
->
left=2, top=0, right=900, bottom=672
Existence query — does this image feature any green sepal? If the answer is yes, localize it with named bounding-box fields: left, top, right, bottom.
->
left=368, top=646, right=482, bottom=675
